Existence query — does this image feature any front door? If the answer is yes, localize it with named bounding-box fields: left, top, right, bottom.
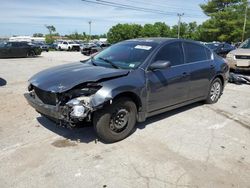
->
left=146, top=42, right=191, bottom=112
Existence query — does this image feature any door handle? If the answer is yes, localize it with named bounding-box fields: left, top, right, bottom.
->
left=182, top=72, right=189, bottom=77
left=210, top=65, right=215, bottom=69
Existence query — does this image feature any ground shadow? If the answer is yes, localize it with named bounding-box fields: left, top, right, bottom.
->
left=232, top=69, right=250, bottom=76
left=0, top=78, right=7, bottom=86
left=37, top=101, right=204, bottom=143
left=37, top=117, right=97, bottom=143
left=136, top=102, right=204, bottom=130
left=0, top=55, right=43, bottom=59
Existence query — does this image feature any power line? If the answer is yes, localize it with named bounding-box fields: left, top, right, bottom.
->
left=82, top=0, right=175, bottom=15
left=96, top=0, right=176, bottom=15
left=82, top=0, right=206, bottom=18
left=126, top=0, right=200, bottom=12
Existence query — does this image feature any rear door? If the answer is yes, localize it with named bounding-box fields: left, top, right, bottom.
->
left=183, top=42, right=215, bottom=100
left=12, top=42, right=26, bottom=57
left=146, top=42, right=191, bottom=112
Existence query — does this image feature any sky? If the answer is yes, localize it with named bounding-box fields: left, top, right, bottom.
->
left=0, top=0, right=208, bottom=37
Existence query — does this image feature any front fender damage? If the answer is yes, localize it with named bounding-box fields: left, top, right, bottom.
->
left=59, top=83, right=114, bottom=127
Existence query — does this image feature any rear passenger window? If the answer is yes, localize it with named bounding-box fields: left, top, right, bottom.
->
left=184, top=42, right=208, bottom=63
left=154, top=42, right=184, bottom=66
left=12, top=43, right=20, bottom=47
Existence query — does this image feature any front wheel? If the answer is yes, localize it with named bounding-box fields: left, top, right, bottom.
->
left=93, top=98, right=137, bottom=143
left=205, top=78, right=222, bottom=104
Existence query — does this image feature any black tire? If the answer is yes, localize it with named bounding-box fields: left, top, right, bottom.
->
left=93, top=97, right=137, bottom=143
left=27, top=50, right=35, bottom=58
left=205, top=78, right=222, bottom=104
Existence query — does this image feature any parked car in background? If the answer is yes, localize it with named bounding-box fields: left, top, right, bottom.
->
left=48, top=43, right=58, bottom=50
left=0, top=41, right=42, bottom=58
left=226, top=38, right=250, bottom=71
left=57, top=41, right=80, bottom=51
left=205, top=42, right=235, bottom=58
left=234, top=42, right=242, bottom=48
left=33, top=42, right=49, bottom=52
left=81, top=43, right=110, bottom=56
left=25, top=38, right=229, bottom=143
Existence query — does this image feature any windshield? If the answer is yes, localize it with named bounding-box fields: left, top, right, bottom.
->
left=239, top=39, right=250, bottom=49
left=91, top=41, right=157, bottom=69
left=205, top=43, right=220, bottom=50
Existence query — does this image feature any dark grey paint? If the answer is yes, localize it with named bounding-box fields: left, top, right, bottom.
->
left=26, top=38, right=229, bottom=123
left=29, top=62, right=129, bottom=93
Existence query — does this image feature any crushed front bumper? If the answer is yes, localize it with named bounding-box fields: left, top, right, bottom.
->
left=24, top=93, right=64, bottom=120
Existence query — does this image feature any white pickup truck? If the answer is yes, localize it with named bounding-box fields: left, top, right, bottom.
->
left=57, top=41, right=80, bottom=51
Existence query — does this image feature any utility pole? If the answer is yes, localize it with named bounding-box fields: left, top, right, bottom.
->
left=88, top=21, right=92, bottom=41
left=242, top=2, right=249, bottom=42
left=177, top=13, right=184, bottom=39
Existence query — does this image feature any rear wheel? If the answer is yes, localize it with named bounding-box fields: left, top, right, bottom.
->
left=205, top=78, right=222, bottom=104
left=27, top=50, right=35, bottom=57
left=93, top=98, right=137, bottom=143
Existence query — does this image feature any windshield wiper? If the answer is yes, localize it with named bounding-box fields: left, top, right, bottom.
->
left=98, top=57, right=119, bottom=69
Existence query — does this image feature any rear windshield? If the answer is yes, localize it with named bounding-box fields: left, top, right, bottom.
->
left=205, top=43, right=220, bottom=50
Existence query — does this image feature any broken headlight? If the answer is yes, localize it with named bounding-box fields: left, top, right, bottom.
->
left=70, top=105, right=86, bottom=118
left=66, top=96, right=91, bottom=119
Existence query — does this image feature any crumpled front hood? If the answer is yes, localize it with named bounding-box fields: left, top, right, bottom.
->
left=29, top=62, right=129, bottom=93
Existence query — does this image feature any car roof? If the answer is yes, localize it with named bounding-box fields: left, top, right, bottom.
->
left=126, top=37, right=202, bottom=45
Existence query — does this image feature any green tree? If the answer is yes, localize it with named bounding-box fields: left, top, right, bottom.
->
left=45, top=25, right=56, bottom=43
left=33, top=33, right=44, bottom=37
left=107, top=23, right=143, bottom=43
left=141, top=22, right=171, bottom=37
left=200, top=0, right=250, bottom=42
left=185, top=22, right=200, bottom=40
left=141, top=24, right=160, bottom=37
left=99, top=33, right=107, bottom=38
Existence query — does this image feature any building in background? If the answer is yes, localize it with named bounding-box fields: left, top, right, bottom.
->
left=9, top=36, right=45, bottom=42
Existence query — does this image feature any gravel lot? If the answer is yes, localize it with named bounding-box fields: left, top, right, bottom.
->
left=0, top=51, right=250, bottom=188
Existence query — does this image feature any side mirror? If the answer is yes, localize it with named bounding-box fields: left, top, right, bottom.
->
left=149, top=60, right=171, bottom=71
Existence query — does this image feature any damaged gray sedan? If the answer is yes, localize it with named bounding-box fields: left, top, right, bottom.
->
left=25, top=38, right=229, bottom=143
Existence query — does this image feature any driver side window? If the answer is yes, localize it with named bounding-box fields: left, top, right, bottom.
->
left=154, top=42, right=184, bottom=66
left=6, top=43, right=12, bottom=48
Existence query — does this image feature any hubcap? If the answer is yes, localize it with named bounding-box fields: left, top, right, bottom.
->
left=110, top=108, right=129, bottom=133
left=210, top=81, right=221, bottom=101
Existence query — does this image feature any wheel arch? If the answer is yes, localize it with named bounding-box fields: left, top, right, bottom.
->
left=214, top=74, right=224, bottom=87
left=112, top=91, right=142, bottom=112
